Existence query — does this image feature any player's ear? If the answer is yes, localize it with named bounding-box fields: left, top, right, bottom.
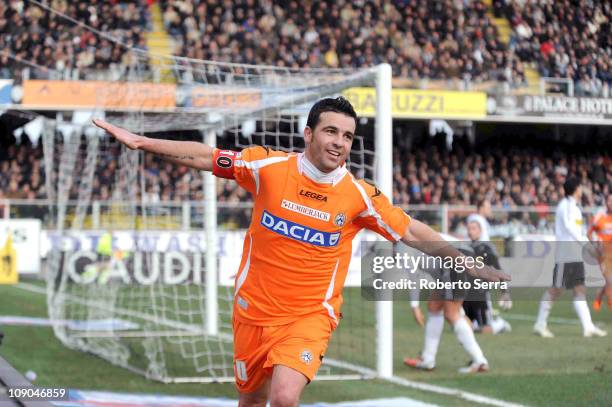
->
left=304, top=126, right=313, bottom=145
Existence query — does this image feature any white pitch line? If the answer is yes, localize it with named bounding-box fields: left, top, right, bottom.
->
left=386, top=375, right=526, bottom=407
left=321, top=360, right=526, bottom=406
left=17, top=281, right=47, bottom=295
left=502, top=312, right=579, bottom=325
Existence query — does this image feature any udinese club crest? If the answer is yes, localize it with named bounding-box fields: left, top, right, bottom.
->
left=300, top=349, right=313, bottom=365
left=334, top=212, right=346, bottom=227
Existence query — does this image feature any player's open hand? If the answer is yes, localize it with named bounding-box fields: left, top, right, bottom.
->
left=92, top=119, right=142, bottom=150
left=411, top=305, right=425, bottom=328
left=467, top=264, right=511, bottom=283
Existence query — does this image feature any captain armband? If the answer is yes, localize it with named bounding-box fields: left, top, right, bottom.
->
left=212, top=149, right=239, bottom=179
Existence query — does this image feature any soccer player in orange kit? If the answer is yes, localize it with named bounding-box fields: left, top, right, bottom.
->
left=589, top=193, right=612, bottom=311
left=94, top=97, right=508, bottom=407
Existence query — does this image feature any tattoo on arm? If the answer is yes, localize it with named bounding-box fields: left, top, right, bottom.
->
left=158, top=153, right=195, bottom=160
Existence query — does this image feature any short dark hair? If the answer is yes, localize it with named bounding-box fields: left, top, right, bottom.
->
left=564, top=176, right=580, bottom=197
left=306, top=96, right=357, bottom=130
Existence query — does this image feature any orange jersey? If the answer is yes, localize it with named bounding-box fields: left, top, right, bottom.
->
left=225, top=147, right=411, bottom=326
left=590, top=213, right=612, bottom=271
left=590, top=213, right=612, bottom=242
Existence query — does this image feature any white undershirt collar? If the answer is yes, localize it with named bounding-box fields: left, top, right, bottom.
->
left=298, top=153, right=347, bottom=185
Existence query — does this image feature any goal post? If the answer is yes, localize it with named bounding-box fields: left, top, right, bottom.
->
left=204, top=129, right=218, bottom=337
left=375, top=63, right=394, bottom=379
left=41, top=54, right=395, bottom=383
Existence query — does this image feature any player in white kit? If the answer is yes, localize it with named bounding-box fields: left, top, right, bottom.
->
left=533, top=177, right=607, bottom=338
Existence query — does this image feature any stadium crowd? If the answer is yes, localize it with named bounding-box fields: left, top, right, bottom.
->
left=162, top=0, right=525, bottom=86
left=0, top=0, right=149, bottom=80
left=0, top=142, right=44, bottom=200
left=391, top=145, right=610, bottom=209
left=2, top=0, right=610, bottom=93
left=2, top=136, right=609, bottom=211
left=1, top=1, right=611, bottom=229
left=391, top=138, right=610, bottom=234
left=495, top=0, right=611, bottom=95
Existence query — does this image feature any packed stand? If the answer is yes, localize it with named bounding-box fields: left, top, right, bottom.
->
left=392, top=147, right=610, bottom=209
left=0, top=136, right=253, bottom=227
left=494, top=0, right=611, bottom=95
left=0, top=141, right=45, bottom=200
left=1, top=0, right=609, bottom=92
left=392, top=134, right=611, bottom=234
left=0, top=137, right=249, bottom=204
left=161, top=0, right=525, bottom=85
left=0, top=0, right=150, bottom=80
left=3, top=131, right=610, bottom=231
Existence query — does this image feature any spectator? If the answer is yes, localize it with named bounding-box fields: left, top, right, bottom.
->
left=502, top=0, right=610, bottom=94
left=162, top=0, right=518, bottom=84
left=2, top=129, right=609, bottom=231
left=1, top=0, right=150, bottom=80
left=3, top=0, right=607, bottom=90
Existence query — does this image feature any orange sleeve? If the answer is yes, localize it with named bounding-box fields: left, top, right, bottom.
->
left=589, top=214, right=602, bottom=240
left=353, top=180, right=411, bottom=242
left=232, top=146, right=288, bottom=195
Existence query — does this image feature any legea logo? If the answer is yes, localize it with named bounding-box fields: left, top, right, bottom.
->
left=260, top=210, right=340, bottom=247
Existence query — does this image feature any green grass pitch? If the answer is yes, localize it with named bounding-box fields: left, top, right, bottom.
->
left=0, top=282, right=610, bottom=406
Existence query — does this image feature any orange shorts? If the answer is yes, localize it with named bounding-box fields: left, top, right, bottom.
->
left=233, top=313, right=333, bottom=393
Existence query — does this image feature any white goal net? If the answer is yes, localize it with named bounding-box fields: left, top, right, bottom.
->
left=42, top=51, right=392, bottom=383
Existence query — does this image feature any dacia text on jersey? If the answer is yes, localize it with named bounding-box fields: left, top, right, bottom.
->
left=261, top=210, right=341, bottom=247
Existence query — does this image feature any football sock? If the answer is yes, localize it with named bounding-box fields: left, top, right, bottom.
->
left=535, top=290, right=553, bottom=327
left=573, top=298, right=595, bottom=331
left=421, top=311, right=444, bottom=364
left=453, top=318, right=487, bottom=364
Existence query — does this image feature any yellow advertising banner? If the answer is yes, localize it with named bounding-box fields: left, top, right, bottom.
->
left=23, top=80, right=176, bottom=109
left=0, top=233, right=18, bottom=285
left=342, top=87, right=486, bottom=119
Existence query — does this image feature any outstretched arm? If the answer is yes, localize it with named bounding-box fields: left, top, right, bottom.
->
left=93, top=119, right=214, bottom=171
left=401, top=219, right=510, bottom=282
left=401, top=218, right=451, bottom=255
